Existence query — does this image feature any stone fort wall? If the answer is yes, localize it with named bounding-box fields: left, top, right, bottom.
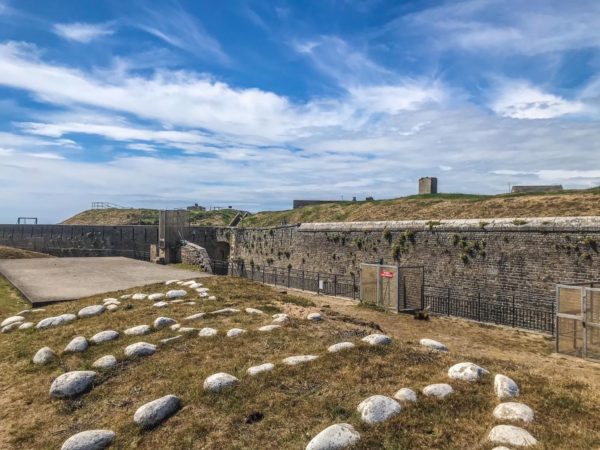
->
left=230, top=217, right=600, bottom=310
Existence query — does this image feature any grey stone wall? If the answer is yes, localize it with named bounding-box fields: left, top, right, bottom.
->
left=231, top=218, right=600, bottom=309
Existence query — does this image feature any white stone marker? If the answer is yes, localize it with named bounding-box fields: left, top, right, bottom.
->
left=49, top=371, right=96, bottom=398
left=1, top=315, right=25, bottom=327
left=494, top=374, right=520, bottom=399
left=203, top=372, right=239, bottom=392
left=306, top=423, right=361, bottom=450
left=258, top=324, right=281, bottom=332
left=2, top=322, right=23, bottom=333
left=131, top=293, right=147, bottom=300
left=64, top=336, right=89, bottom=353
left=361, top=334, right=392, bottom=346
left=18, top=322, right=34, bottom=330
left=488, top=425, right=538, bottom=447
left=134, top=395, right=182, bottom=429
left=356, top=395, right=401, bottom=424
left=33, top=347, right=57, bottom=365
left=448, top=362, right=489, bottom=381
left=184, top=312, right=206, bottom=321
left=226, top=328, right=246, bottom=337
left=124, top=325, right=151, bottom=336
left=394, top=388, right=417, bottom=403
left=422, top=383, right=453, bottom=399
left=210, top=308, right=240, bottom=315
left=307, top=312, right=322, bottom=321
left=247, top=363, right=275, bottom=376
left=199, top=327, right=218, bottom=337
left=124, top=342, right=157, bottom=358
left=153, top=301, right=169, bottom=308
left=166, top=289, right=187, bottom=299
left=419, top=338, right=448, bottom=352
left=36, top=314, right=77, bottom=329
left=90, top=330, right=119, bottom=344
left=61, top=430, right=115, bottom=450
left=327, top=342, right=356, bottom=353
left=282, top=355, right=319, bottom=366
left=92, top=355, right=118, bottom=370
left=78, top=305, right=106, bottom=319
left=148, top=293, right=165, bottom=301
left=493, top=402, right=535, bottom=423
left=245, top=308, right=264, bottom=315
left=154, top=317, right=177, bottom=329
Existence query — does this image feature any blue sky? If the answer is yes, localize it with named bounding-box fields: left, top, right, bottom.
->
left=1, top=0, right=600, bottom=223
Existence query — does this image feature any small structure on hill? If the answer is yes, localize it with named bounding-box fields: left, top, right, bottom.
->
left=511, top=185, right=563, bottom=194
left=186, top=203, right=206, bottom=211
left=418, top=177, right=438, bottom=194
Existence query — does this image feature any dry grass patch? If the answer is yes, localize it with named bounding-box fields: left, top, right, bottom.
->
left=0, top=277, right=598, bottom=449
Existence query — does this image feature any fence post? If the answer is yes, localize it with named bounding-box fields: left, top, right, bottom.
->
left=274, top=268, right=277, bottom=286
left=317, top=272, right=320, bottom=296
left=287, top=267, right=291, bottom=289
left=334, top=275, right=337, bottom=297
left=302, top=270, right=305, bottom=290
left=512, top=295, right=516, bottom=328
left=352, top=274, right=356, bottom=300
left=447, top=288, right=451, bottom=316
left=478, top=293, right=481, bottom=322
left=262, top=266, right=265, bottom=284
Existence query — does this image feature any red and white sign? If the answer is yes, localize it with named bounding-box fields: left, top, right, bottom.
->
left=380, top=270, right=394, bottom=278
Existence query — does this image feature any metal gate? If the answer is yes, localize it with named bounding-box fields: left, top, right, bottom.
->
left=360, top=264, right=424, bottom=312
left=556, top=283, right=600, bottom=360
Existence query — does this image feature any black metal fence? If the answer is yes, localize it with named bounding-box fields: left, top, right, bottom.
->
left=424, top=289, right=554, bottom=334
left=210, top=260, right=555, bottom=334
left=211, top=260, right=359, bottom=299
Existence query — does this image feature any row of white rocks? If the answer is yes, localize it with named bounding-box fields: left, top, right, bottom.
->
left=57, top=329, right=392, bottom=449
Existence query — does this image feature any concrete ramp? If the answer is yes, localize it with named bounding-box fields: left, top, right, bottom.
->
left=0, top=257, right=209, bottom=305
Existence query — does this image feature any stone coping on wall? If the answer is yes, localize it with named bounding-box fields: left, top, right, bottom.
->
left=296, top=216, right=600, bottom=232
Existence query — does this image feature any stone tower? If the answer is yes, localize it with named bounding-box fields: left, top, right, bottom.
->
left=418, top=177, right=438, bottom=194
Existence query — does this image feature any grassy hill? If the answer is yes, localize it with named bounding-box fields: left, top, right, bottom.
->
left=245, top=189, right=600, bottom=227
left=0, top=276, right=597, bottom=448
left=62, top=208, right=245, bottom=226
left=62, top=189, right=600, bottom=227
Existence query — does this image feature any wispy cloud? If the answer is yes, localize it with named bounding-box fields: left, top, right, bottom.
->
left=53, top=22, right=114, bottom=43
left=131, top=2, right=229, bottom=64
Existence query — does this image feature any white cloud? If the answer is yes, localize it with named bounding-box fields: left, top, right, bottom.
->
left=491, top=82, right=584, bottom=119
left=53, top=22, right=114, bottom=43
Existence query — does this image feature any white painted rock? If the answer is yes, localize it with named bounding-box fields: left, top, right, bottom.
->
left=170, top=324, right=181, bottom=331
left=211, top=308, right=240, bottom=315
left=361, top=334, right=392, bottom=346
left=49, top=371, right=96, bottom=398
left=394, top=388, right=417, bottom=403
left=179, top=327, right=196, bottom=333
left=283, top=355, right=319, bottom=366
left=448, top=362, right=489, bottom=381
left=422, top=383, right=454, bottom=399
left=33, top=346, right=57, bottom=365
left=170, top=299, right=185, bottom=304
left=64, top=336, right=89, bottom=353
left=165, top=279, right=179, bottom=285
left=61, top=429, right=115, bottom=450
left=120, top=294, right=132, bottom=299
left=419, top=338, right=448, bottom=352
left=78, top=305, right=106, bottom=318
left=182, top=280, right=196, bottom=286
left=148, top=293, right=165, bottom=301
left=106, top=304, right=118, bottom=312
left=488, top=425, right=538, bottom=447
left=306, top=423, right=361, bottom=450
left=189, top=282, right=203, bottom=289
left=154, top=317, right=177, bottom=329
left=272, top=315, right=290, bottom=325
left=166, top=289, right=187, bottom=299
left=124, top=325, right=151, bottom=336
left=203, top=372, right=239, bottom=392
left=493, top=402, right=534, bottom=423
left=247, top=363, right=275, bottom=376
left=307, top=312, right=322, bottom=321
left=199, top=327, right=218, bottom=337
left=1, top=315, right=25, bottom=327
left=132, top=293, right=147, bottom=300
left=103, top=297, right=118, bottom=304
left=36, top=314, right=77, bottom=329
left=327, top=342, right=356, bottom=353
left=2, top=322, right=23, bottom=333
left=226, top=328, right=246, bottom=337
left=17, top=309, right=31, bottom=315
left=491, top=447, right=512, bottom=450
left=18, top=322, right=34, bottom=330
left=357, top=395, right=401, bottom=424
left=495, top=374, right=520, bottom=399
left=197, top=287, right=209, bottom=293
left=160, top=335, right=182, bottom=345
left=185, top=312, right=206, bottom=321
left=258, top=324, right=281, bottom=332
left=124, top=342, right=157, bottom=358
left=90, top=330, right=119, bottom=344
left=182, top=302, right=197, bottom=306
left=92, top=355, right=118, bottom=369
left=153, top=301, right=169, bottom=308
left=245, top=308, right=264, bottom=315
left=208, top=296, right=217, bottom=301
left=134, top=394, right=181, bottom=429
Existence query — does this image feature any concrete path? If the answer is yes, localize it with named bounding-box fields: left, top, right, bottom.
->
left=0, top=257, right=209, bottom=305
